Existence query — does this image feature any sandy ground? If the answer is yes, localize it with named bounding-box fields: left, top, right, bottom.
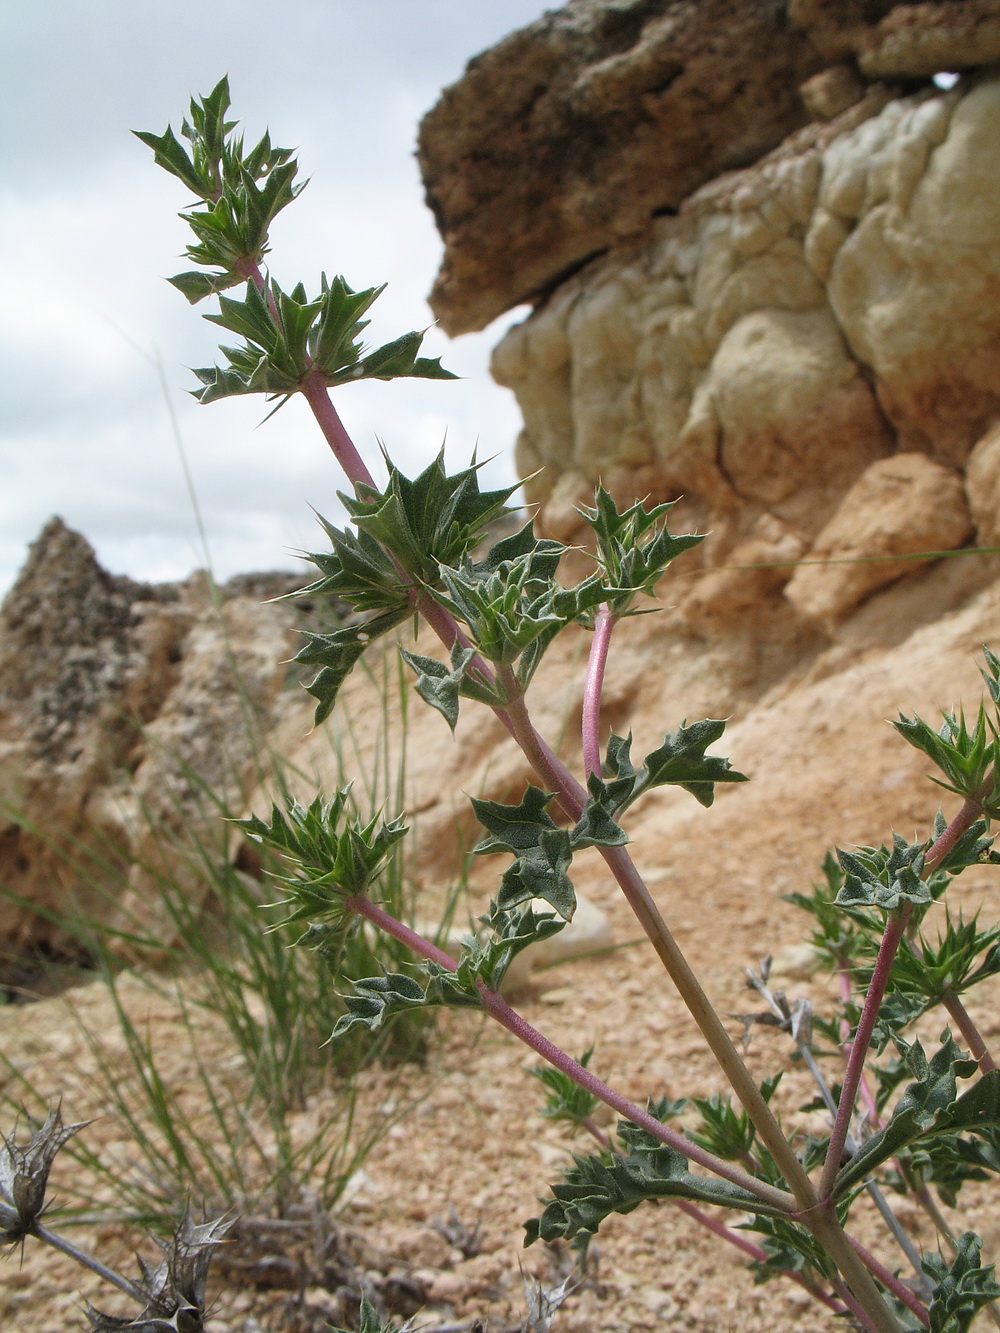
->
left=4, top=563, right=1000, bottom=1331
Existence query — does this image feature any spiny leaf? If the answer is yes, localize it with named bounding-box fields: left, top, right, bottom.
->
left=532, top=1049, right=600, bottom=1127
left=836, top=834, right=933, bottom=913
left=577, top=485, right=704, bottom=614
left=472, top=786, right=560, bottom=855
left=923, top=1232, right=1000, bottom=1333
left=233, top=794, right=408, bottom=935
left=833, top=1035, right=997, bottom=1198
left=526, top=1122, right=787, bottom=1248
left=400, top=642, right=476, bottom=732
left=587, top=721, right=748, bottom=816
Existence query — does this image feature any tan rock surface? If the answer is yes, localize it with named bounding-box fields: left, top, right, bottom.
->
left=784, top=451, right=972, bottom=620
left=492, top=70, right=1000, bottom=597
left=419, top=0, right=826, bottom=335
left=0, top=519, right=296, bottom=964
left=967, top=420, right=1000, bottom=544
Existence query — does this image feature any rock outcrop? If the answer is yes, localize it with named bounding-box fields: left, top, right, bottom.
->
left=419, top=0, right=1000, bottom=335
left=0, top=519, right=296, bottom=965
left=424, top=21, right=1000, bottom=634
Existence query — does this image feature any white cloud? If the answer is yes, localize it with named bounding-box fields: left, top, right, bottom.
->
left=0, top=0, right=547, bottom=595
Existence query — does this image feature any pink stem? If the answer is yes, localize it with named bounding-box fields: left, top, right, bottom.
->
left=820, top=782, right=992, bottom=1200
left=820, top=910, right=909, bottom=1198
left=343, top=895, right=792, bottom=1212
left=849, top=1238, right=930, bottom=1328
left=582, top=604, right=615, bottom=778
left=924, top=791, right=989, bottom=871
left=299, top=369, right=379, bottom=492
left=942, top=992, right=997, bottom=1074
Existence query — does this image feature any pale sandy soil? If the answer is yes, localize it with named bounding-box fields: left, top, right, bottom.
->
left=4, top=562, right=1000, bottom=1332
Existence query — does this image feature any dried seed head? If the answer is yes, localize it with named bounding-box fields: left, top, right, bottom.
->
left=85, top=1209, right=233, bottom=1333
left=0, top=1106, right=88, bottom=1242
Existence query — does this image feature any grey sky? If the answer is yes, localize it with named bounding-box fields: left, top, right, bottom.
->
left=0, top=2, right=551, bottom=594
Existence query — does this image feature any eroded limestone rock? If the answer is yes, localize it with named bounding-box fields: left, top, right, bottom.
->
left=419, top=0, right=826, bottom=335
left=490, top=70, right=1000, bottom=616
left=0, top=519, right=295, bottom=962
left=966, top=421, right=1000, bottom=545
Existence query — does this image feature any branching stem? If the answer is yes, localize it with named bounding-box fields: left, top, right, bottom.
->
left=344, top=895, right=790, bottom=1210
left=30, top=1218, right=148, bottom=1305
left=820, top=778, right=992, bottom=1200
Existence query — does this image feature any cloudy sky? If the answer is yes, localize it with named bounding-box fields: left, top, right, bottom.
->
left=0, top=1, right=552, bottom=596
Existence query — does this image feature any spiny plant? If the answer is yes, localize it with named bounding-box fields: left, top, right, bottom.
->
left=121, top=76, right=1000, bottom=1332
left=0, top=1107, right=232, bottom=1332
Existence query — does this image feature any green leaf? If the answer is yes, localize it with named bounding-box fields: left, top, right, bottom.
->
left=472, top=786, right=560, bottom=855
left=532, top=1048, right=600, bottom=1128
left=472, top=788, right=578, bottom=921
left=577, top=485, right=705, bottom=615
left=688, top=1074, right=782, bottom=1162
left=233, top=793, right=408, bottom=937
left=637, top=719, right=748, bottom=808
left=883, top=910, right=1000, bottom=1010
left=167, top=270, right=237, bottom=304
left=923, top=1232, right=1000, bottom=1333
left=330, top=970, right=469, bottom=1039
left=296, top=510, right=411, bottom=618
left=294, top=610, right=410, bottom=724
left=342, top=452, right=519, bottom=586
left=894, top=704, right=999, bottom=812
left=349, top=329, right=458, bottom=384
left=744, top=1214, right=840, bottom=1287
left=569, top=798, right=629, bottom=850
left=904, top=1128, right=1000, bottom=1207
left=326, top=1295, right=396, bottom=1333
left=836, top=834, right=933, bottom=913
left=332, top=899, right=565, bottom=1035
left=833, top=1035, right=997, bottom=1198
left=496, top=828, right=576, bottom=922
left=587, top=722, right=748, bottom=816
left=399, top=642, right=476, bottom=732
left=454, top=898, right=565, bottom=992
left=526, top=1118, right=787, bottom=1248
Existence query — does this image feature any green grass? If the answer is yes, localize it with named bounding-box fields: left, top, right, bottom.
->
left=0, top=631, right=470, bottom=1229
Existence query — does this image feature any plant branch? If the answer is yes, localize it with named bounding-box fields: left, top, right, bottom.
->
left=582, top=604, right=615, bottom=778
left=299, top=369, right=379, bottom=491
left=344, top=895, right=792, bottom=1210
left=942, top=991, right=997, bottom=1074
left=820, top=908, right=910, bottom=1198
left=848, top=1235, right=930, bottom=1328
left=821, top=780, right=993, bottom=1200
left=577, top=1117, right=845, bottom=1314
left=28, top=1217, right=148, bottom=1305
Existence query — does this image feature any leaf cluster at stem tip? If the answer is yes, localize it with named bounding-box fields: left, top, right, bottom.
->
left=578, top=484, right=704, bottom=616
left=290, top=468, right=709, bottom=726
left=232, top=790, right=406, bottom=965
left=893, top=647, right=1000, bottom=815
left=138, top=76, right=455, bottom=407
